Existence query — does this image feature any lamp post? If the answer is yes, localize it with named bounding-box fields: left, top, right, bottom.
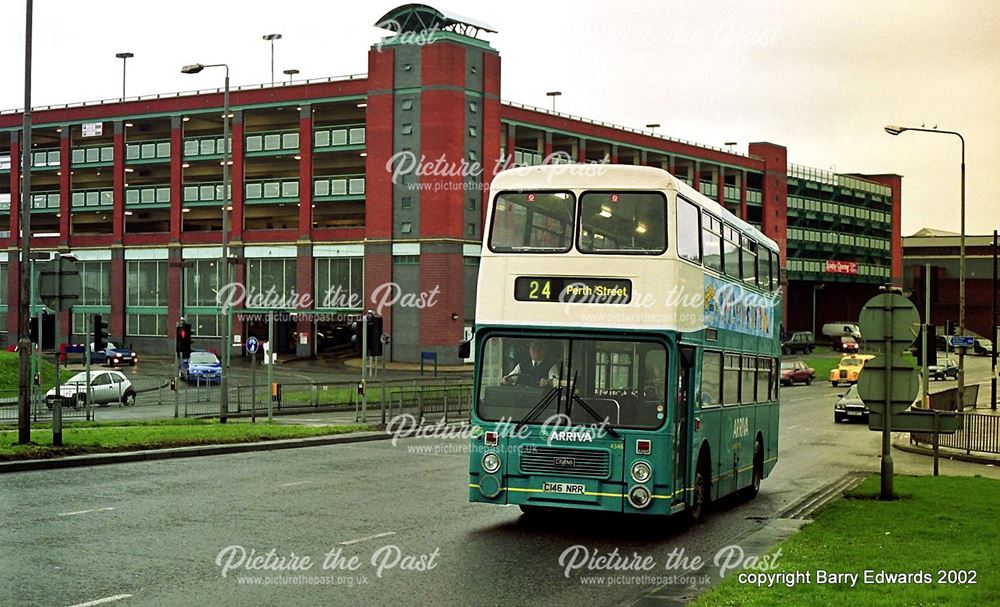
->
left=545, top=91, right=561, bottom=112
left=283, top=68, right=299, bottom=84
left=115, top=52, right=134, bottom=101
left=646, top=123, right=660, bottom=134
left=263, top=33, right=282, bottom=86
left=812, top=283, right=825, bottom=338
left=17, top=0, right=34, bottom=444
left=885, top=124, right=966, bottom=409
left=182, top=62, right=232, bottom=423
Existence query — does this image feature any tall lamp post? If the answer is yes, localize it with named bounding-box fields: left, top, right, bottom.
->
left=115, top=52, right=134, bottom=101
left=263, top=33, right=282, bottom=86
left=885, top=124, right=966, bottom=409
left=182, top=62, right=232, bottom=423
left=18, top=0, right=34, bottom=444
left=283, top=68, right=299, bottom=84
left=546, top=91, right=561, bottom=112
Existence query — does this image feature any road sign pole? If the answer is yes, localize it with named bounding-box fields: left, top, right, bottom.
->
left=53, top=318, right=62, bottom=447
left=251, top=349, right=257, bottom=423
left=923, top=263, right=930, bottom=408
left=361, top=313, right=368, bottom=422
left=881, top=293, right=893, bottom=500
left=85, top=339, right=92, bottom=421
left=267, top=310, right=274, bottom=423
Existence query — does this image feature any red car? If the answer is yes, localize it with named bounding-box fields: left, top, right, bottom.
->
left=839, top=336, right=860, bottom=353
left=780, top=361, right=815, bottom=386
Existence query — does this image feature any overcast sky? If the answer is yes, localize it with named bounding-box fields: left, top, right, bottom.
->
left=1, top=0, right=997, bottom=236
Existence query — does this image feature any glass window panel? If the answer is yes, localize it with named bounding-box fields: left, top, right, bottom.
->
left=332, top=179, right=347, bottom=195
left=578, top=191, right=666, bottom=254
left=125, top=190, right=140, bottom=205
left=282, top=133, right=299, bottom=149
left=100, top=147, right=113, bottom=162
left=676, top=198, right=701, bottom=263
left=72, top=192, right=85, bottom=207
left=157, top=188, right=170, bottom=203
left=723, top=227, right=740, bottom=278
left=86, top=148, right=100, bottom=163
left=332, top=129, right=348, bottom=146
left=702, top=215, right=723, bottom=273
left=315, top=130, right=330, bottom=147
left=489, top=192, right=575, bottom=253
left=86, top=191, right=99, bottom=206
left=349, top=128, right=365, bottom=144
left=200, top=139, right=215, bottom=155
left=140, top=189, right=155, bottom=204
left=282, top=181, right=299, bottom=198
left=246, top=183, right=263, bottom=200
left=314, top=180, right=330, bottom=197
left=184, top=140, right=199, bottom=156
left=156, top=142, right=170, bottom=157
left=184, top=186, right=199, bottom=202
left=126, top=145, right=140, bottom=160
left=349, top=178, right=364, bottom=195
left=723, top=353, right=740, bottom=405
left=199, top=185, right=215, bottom=201
left=100, top=191, right=114, bottom=206
left=140, top=143, right=155, bottom=159
left=264, top=182, right=281, bottom=198
left=246, top=135, right=263, bottom=152
left=263, top=134, right=281, bottom=150
left=741, top=355, right=755, bottom=403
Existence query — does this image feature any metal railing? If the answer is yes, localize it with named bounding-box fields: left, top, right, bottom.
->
left=913, top=411, right=1000, bottom=456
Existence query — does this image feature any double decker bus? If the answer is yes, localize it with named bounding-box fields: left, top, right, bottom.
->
left=467, top=164, right=781, bottom=519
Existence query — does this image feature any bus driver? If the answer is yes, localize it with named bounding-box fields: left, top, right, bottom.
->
left=502, top=341, right=560, bottom=388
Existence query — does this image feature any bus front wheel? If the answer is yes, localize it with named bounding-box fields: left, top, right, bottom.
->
left=689, top=450, right=711, bottom=523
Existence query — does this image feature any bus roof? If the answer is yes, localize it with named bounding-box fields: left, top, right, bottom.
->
left=490, top=164, right=778, bottom=252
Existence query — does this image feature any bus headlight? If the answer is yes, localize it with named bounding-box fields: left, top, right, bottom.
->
left=482, top=452, right=501, bottom=473
left=628, top=485, right=651, bottom=509
left=631, top=461, right=652, bottom=483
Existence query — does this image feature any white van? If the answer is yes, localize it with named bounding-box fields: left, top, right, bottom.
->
left=822, top=322, right=862, bottom=340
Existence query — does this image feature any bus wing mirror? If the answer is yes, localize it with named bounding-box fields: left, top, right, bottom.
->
left=679, top=346, right=695, bottom=369
left=458, top=340, right=471, bottom=359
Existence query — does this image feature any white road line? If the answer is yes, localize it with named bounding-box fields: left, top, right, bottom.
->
left=787, top=424, right=802, bottom=430
left=66, top=593, right=133, bottom=607
left=59, top=507, right=116, bottom=517
left=339, top=531, right=397, bottom=546
left=279, top=480, right=312, bottom=487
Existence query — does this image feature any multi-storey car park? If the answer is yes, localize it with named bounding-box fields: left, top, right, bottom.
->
left=0, top=4, right=902, bottom=363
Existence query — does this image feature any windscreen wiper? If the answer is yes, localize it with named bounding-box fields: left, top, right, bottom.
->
left=514, top=385, right=561, bottom=433
left=565, top=371, right=621, bottom=439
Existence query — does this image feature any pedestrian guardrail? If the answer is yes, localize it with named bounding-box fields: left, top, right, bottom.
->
left=912, top=411, right=1000, bottom=456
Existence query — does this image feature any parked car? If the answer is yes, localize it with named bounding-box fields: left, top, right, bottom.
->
left=45, top=370, right=136, bottom=408
left=180, top=351, right=222, bottom=384
left=780, top=361, right=815, bottom=386
left=782, top=331, right=815, bottom=355
left=829, top=354, right=876, bottom=387
left=973, top=339, right=994, bottom=357
left=90, top=342, right=137, bottom=367
left=928, top=358, right=959, bottom=381
left=838, top=335, right=860, bottom=354
left=834, top=384, right=868, bottom=423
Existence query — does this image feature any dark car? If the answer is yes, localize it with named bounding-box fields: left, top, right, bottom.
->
left=180, top=351, right=222, bottom=384
left=928, top=358, right=959, bottom=381
left=834, top=384, right=868, bottom=423
left=90, top=342, right=137, bottom=367
left=838, top=335, right=860, bottom=354
left=780, top=361, right=815, bottom=386
left=782, top=331, right=815, bottom=355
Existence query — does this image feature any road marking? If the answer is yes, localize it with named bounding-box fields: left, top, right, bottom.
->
left=787, top=424, right=801, bottom=430
left=59, top=507, right=115, bottom=517
left=279, top=480, right=312, bottom=487
left=339, top=531, right=396, bottom=546
left=66, top=593, right=133, bottom=607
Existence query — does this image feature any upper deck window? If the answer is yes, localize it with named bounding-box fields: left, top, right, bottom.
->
left=489, top=192, right=575, bottom=253
left=578, top=192, right=666, bottom=254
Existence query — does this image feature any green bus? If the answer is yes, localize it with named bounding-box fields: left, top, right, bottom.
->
left=466, top=165, right=781, bottom=519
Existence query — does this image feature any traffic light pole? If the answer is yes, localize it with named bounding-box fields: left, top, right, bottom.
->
left=923, top=264, right=930, bottom=408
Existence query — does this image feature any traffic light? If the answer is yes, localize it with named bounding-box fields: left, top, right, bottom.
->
left=367, top=315, right=384, bottom=357
left=350, top=314, right=384, bottom=356
left=28, top=317, right=39, bottom=344
left=93, top=314, right=109, bottom=352
left=913, top=325, right=937, bottom=367
left=176, top=321, right=192, bottom=359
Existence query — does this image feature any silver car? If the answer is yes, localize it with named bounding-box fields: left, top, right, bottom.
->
left=45, top=370, right=136, bottom=409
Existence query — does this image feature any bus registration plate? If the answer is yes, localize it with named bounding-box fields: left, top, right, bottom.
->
left=543, top=482, right=585, bottom=495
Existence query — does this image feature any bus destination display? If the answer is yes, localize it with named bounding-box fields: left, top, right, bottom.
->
left=514, top=277, right=632, bottom=304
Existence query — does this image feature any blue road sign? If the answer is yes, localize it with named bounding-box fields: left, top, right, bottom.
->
left=949, top=335, right=975, bottom=348
left=246, top=336, right=260, bottom=354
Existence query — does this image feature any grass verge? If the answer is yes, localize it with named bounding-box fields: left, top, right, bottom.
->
left=0, top=351, right=76, bottom=393
left=693, top=474, right=999, bottom=606
left=0, top=418, right=374, bottom=461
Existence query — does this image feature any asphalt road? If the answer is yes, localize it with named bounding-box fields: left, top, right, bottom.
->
left=3, top=375, right=999, bottom=607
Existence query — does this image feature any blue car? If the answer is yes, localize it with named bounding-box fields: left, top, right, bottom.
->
left=180, top=351, right=222, bottom=384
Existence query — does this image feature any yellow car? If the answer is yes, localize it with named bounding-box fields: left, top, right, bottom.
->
left=829, top=354, right=875, bottom=387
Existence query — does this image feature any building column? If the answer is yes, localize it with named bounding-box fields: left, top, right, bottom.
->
left=577, top=138, right=587, bottom=163
left=717, top=166, right=726, bottom=210
left=295, top=244, right=313, bottom=358
left=59, top=128, right=71, bottom=247
left=169, top=116, right=183, bottom=241
left=297, top=106, right=313, bottom=240
left=543, top=131, right=553, bottom=163
left=749, top=142, right=788, bottom=327
left=167, top=248, right=183, bottom=331
left=6, top=256, right=19, bottom=339
left=505, top=123, right=516, bottom=168
left=739, top=169, right=748, bottom=220
left=112, top=121, right=126, bottom=241
left=109, top=249, right=126, bottom=339
left=229, top=111, right=245, bottom=242
left=610, top=144, right=619, bottom=164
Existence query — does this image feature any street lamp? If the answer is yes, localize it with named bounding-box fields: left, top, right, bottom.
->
left=182, top=62, right=232, bottom=423
left=263, top=33, right=282, bottom=86
left=546, top=91, right=561, bottom=112
left=812, top=284, right=825, bottom=338
left=115, top=52, right=134, bottom=102
left=885, top=124, right=966, bottom=408
left=283, top=68, right=299, bottom=84
left=646, top=123, right=660, bottom=133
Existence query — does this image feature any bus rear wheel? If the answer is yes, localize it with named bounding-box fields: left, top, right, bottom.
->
left=742, top=438, right=764, bottom=498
